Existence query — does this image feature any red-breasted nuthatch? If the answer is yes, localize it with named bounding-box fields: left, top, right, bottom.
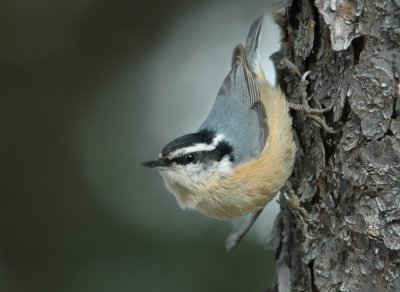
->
left=143, top=17, right=296, bottom=220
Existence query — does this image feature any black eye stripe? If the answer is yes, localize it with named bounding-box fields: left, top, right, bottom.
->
left=172, top=141, right=234, bottom=166
left=216, top=141, right=234, bottom=161
left=206, top=141, right=234, bottom=162
left=170, top=153, right=198, bottom=165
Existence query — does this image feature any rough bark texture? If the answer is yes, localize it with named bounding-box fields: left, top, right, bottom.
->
left=269, top=0, right=400, bottom=291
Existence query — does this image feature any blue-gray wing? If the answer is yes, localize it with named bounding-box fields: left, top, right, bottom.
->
left=199, top=43, right=268, bottom=164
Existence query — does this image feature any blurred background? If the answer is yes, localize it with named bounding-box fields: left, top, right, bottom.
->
left=1, top=0, right=281, bottom=291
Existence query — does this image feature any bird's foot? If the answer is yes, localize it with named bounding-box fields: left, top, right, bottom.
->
left=282, top=183, right=319, bottom=240
left=281, top=59, right=337, bottom=134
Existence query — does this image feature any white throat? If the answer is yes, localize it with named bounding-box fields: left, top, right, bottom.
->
left=159, top=156, right=233, bottom=209
left=160, top=156, right=233, bottom=186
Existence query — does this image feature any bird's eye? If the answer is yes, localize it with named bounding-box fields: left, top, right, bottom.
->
left=184, top=153, right=197, bottom=164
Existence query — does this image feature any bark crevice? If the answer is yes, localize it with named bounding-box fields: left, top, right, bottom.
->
left=271, top=0, right=400, bottom=290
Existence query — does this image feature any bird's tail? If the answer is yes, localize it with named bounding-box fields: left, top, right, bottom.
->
left=245, top=16, right=264, bottom=78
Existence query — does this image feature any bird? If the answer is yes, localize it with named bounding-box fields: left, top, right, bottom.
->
left=142, top=16, right=296, bottom=247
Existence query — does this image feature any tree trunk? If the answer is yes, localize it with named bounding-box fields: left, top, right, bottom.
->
left=269, top=0, right=400, bottom=291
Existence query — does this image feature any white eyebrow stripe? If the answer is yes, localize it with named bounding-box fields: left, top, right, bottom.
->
left=167, top=134, right=225, bottom=159
left=169, top=143, right=216, bottom=158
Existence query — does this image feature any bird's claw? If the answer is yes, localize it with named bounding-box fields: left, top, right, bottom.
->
left=283, top=184, right=319, bottom=240
left=281, top=59, right=338, bottom=134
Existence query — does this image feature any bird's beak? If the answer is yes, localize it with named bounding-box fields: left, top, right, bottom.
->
left=141, top=158, right=169, bottom=168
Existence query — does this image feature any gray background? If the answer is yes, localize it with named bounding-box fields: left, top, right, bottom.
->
left=1, top=0, right=280, bottom=291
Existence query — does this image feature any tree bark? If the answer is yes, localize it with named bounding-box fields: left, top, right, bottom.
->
left=269, top=0, right=400, bottom=291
